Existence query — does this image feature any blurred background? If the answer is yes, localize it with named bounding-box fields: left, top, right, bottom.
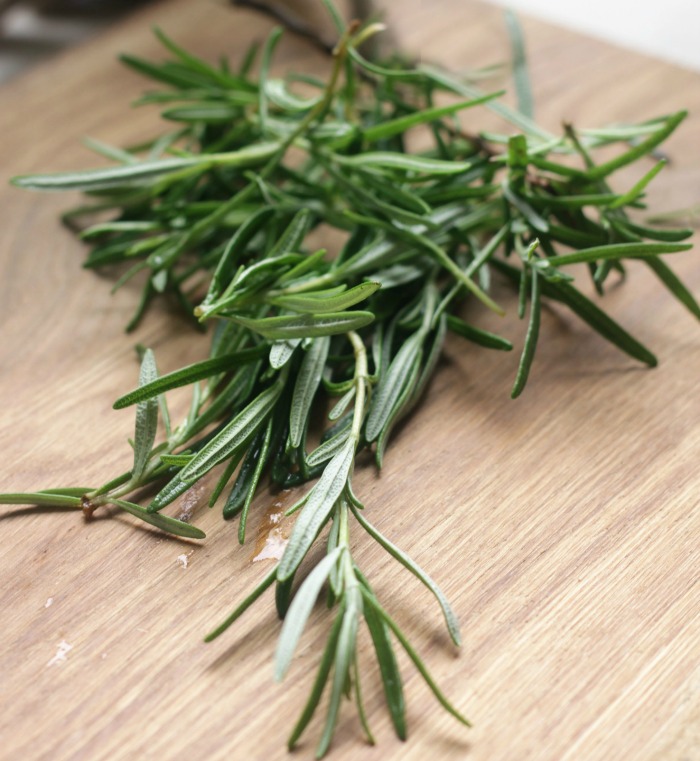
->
left=1, top=0, right=699, bottom=83
left=488, top=0, right=700, bottom=71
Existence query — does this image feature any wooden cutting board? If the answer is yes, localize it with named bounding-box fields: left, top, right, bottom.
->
left=1, top=1, right=698, bottom=759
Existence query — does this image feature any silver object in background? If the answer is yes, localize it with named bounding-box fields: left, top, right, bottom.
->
left=0, top=1, right=148, bottom=83
left=0, top=1, right=382, bottom=85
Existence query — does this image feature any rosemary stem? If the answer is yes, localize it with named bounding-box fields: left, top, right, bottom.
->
left=347, top=330, right=368, bottom=444
left=337, top=498, right=359, bottom=606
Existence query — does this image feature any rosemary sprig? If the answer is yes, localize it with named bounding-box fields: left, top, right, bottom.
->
left=3, top=4, right=697, bottom=755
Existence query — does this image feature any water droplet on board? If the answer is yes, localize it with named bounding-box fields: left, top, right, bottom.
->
left=47, top=640, right=72, bottom=667
left=252, top=491, right=293, bottom=563
left=177, top=551, right=193, bottom=569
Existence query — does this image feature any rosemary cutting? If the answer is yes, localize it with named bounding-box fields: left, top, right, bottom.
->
left=3, top=2, right=698, bottom=755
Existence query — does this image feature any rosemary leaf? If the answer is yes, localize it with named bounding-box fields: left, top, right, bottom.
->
left=0, top=492, right=82, bottom=508
left=289, top=336, right=331, bottom=449
left=278, top=439, right=355, bottom=581
left=228, top=311, right=375, bottom=340
left=275, top=546, right=345, bottom=681
left=132, top=349, right=159, bottom=480
left=111, top=499, right=205, bottom=539
left=181, top=377, right=286, bottom=483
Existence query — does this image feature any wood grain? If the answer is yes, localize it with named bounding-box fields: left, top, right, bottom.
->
left=1, top=1, right=698, bottom=759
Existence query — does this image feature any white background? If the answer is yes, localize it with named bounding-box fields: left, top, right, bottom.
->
left=486, top=0, right=700, bottom=71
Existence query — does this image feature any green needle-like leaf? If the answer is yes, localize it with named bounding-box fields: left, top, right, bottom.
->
left=362, top=592, right=470, bottom=728
left=354, top=568, right=407, bottom=740
left=269, top=340, right=300, bottom=369
left=333, top=152, right=471, bottom=176
left=159, top=454, right=193, bottom=467
left=645, top=256, right=700, bottom=319
left=202, top=207, right=276, bottom=307
left=238, top=419, right=273, bottom=543
left=205, top=566, right=278, bottom=642
left=608, top=160, right=666, bottom=209
left=352, top=506, right=461, bottom=646
left=111, top=499, right=205, bottom=539
left=270, top=281, right=381, bottom=314
left=511, top=268, right=541, bottom=398
left=148, top=474, right=192, bottom=513
left=270, top=209, right=314, bottom=259
left=278, top=439, right=355, bottom=581
left=366, top=332, right=423, bottom=443
left=352, top=653, right=376, bottom=746
left=317, top=588, right=361, bottom=758
left=618, top=219, right=693, bottom=243
left=132, top=349, right=159, bottom=480
left=362, top=92, right=504, bottom=143
left=504, top=9, right=534, bottom=120
left=287, top=613, right=344, bottom=750
left=585, top=110, right=687, bottom=179
left=259, top=27, right=283, bottom=133
left=496, top=260, right=659, bottom=366
left=289, top=336, right=331, bottom=449
left=12, top=143, right=280, bottom=191
left=362, top=586, right=406, bottom=740
left=275, top=547, right=345, bottom=681
left=0, top=492, right=82, bottom=507
left=307, top=429, right=351, bottom=469
left=228, top=311, right=375, bottom=340
left=113, top=346, right=268, bottom=408
left=181, top=377, right=285, bottom=483
left=539, top=241, right=691, bottom=268
left=447, top=314, right=513, bottom=351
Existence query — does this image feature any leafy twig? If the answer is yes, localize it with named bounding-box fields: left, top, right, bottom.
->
left=2, top=3, right=697, bottom=755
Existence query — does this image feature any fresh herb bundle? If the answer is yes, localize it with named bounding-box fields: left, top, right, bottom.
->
left=3, top=2, right=698, bottom=755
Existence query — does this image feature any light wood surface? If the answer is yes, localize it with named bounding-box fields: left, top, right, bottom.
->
left=1, top=1, right=699, bottom=759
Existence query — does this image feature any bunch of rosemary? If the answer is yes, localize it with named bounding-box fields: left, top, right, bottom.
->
left=3, top=2, right=697, bottom=755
